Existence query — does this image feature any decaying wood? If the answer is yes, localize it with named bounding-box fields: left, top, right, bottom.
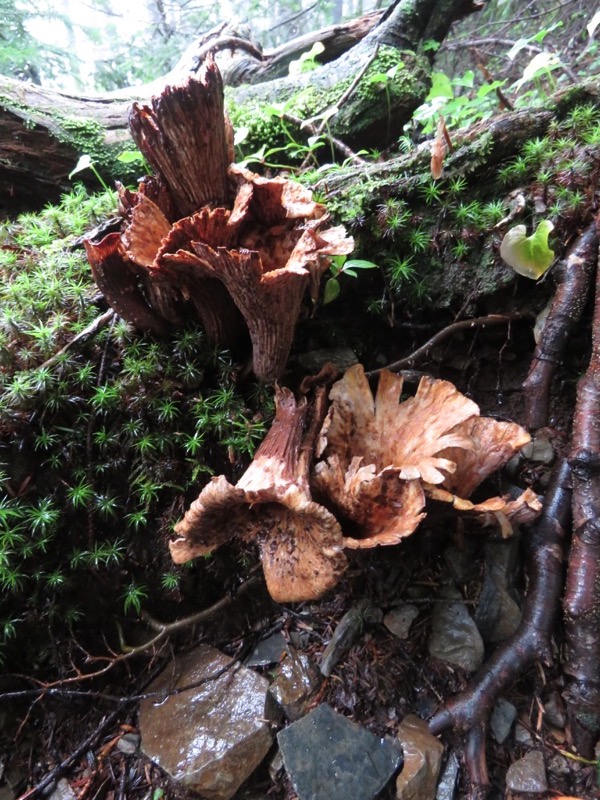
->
left=0, top=0, right=483, bottom=207
left=563, top=218, right=600, bottom=757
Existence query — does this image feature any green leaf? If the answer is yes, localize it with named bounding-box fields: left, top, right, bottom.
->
left=343, top=259, right=379, bottom=271
left=426, top=72, right=454, bottom=100
left=500, top=220, right=555, bottom=279
left=117, top=150, right=145, bottom=164
left=323, top=278, right=341, bottom=304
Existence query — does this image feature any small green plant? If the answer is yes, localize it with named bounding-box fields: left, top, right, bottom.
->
left=69, top=155, right=113, bottom=194
left=386, top=255, right=416, bottom=290
left=323, top=256, right=379, bottom=304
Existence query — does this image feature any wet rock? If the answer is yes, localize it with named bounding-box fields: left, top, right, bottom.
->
left=443, top=545, right=479, bottom=584
left=384, top=605, right=419, bottom=640
left=269, top=647, right=321, bottom=721
left=46, top=780, right=76, bottom=800
left=490, top=698, right=517, bottom=744
left=277, top=703, right=401, bottom=800
left=396, top=715, right=444, bottom=800
left=543, top=690, right=566, bottom=729
left=547, top=753, right=571, bottom=777
left=139, top=644, right=272, bottom=800
left=435, top=752, right=459, bottom=800
left=297, top=346, right=358, bottom=373
left=521, top=432, right=554, bottom=465
left=474, top=538, right=522, bottom=643
left=506, top=750, right=547, bottom=794
left=245, top=632, right=287, bottom=667
left=428, top=599, right=484, bottom=672
left=320, top=600, right=382, bottom=677
left=117, top=732, right=140, bottom=755
left=268, top=750, right=284, bottom=782
left=514, top=722, right=534, bottom=746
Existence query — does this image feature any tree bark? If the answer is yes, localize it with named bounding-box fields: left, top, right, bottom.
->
left=0, top=0, right=481, bottom=209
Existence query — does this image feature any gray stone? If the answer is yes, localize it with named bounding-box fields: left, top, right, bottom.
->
left=514, top=723, right=533, bottom=746
left=436, top=752, right=459, bottom=800
left=139, top=644, right=272, bottom=800
left=245, top=633, right=287, bottom=667
left=490, top=698, right=517, bottom=744
left=396, top=715, right=444, bottom=800
left=428, top=600, right=484, bottom=672
left=521, top=433, right=554, bottom=465
left=543, top=690, right=566, bottom=729
left=116, top=732, right=140, bottom=755
left=547, top=754, right=571, bottom=777
left=277, top=704, right=401, bottom=800
left=506, top=750, right=548, bottom=794
left=474, top=538, right=522, bottom=644
left=443, top=546, right=479, bottom=584
left=47, top=779, right=76, bottom=800
left=384, top=605, right=419, bottom=640
left=269, top=648, right=321, bottom=721
left=320, top=600, right=382, bottom=677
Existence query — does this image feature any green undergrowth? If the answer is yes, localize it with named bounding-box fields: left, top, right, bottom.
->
left=0, top=185, right=273, bottom=669
left=308, top=99, right=600, bottom=317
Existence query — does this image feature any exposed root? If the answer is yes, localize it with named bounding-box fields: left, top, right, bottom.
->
left=429, top=457, right=571, bottom=737
left=563, top=225, right=600, bottom=756
left=523, top=221, right=597, bottom=430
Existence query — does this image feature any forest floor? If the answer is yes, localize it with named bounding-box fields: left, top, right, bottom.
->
left=2, top=291, right=597, bottom=800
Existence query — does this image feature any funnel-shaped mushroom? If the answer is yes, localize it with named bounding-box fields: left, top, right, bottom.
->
left=170, top=386, right=347, bottom=602
left=85, top=65, right=353, bottom=381
left=424, top=415, right=541, bottom=533
left=128, top=58, right=232, bottom=216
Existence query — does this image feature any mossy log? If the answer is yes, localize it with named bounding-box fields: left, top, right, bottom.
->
left=0, top=0, right=480, bottom=210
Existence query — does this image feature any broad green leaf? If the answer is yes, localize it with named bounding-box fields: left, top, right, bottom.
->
left=323, top=278, right=341, bottom=304
left=427, top=72, right=454, bottom=100
left=233, top=126, right=249, bottom=146
left=500, top=220, right=555, bottom=280
left=515, top=52, right=561, bottom=92
left=588, top=10, right=600, bottom=38
left=117, top=150, right=145, bottom=164
left=343, top=259, right=379, bottom=271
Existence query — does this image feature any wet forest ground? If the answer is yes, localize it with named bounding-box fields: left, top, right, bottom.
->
left=2, top=284, right=596, bottom=800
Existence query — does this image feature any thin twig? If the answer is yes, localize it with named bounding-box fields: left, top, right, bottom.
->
left=366, top=311, right=533, bottom=377
left=6, top=574, right=262, bottom=688
left=39, top=309, right=116, bottom=372
left=316, top=44, right=380, bottom=125
left=282, top=111, right=366, bottom=165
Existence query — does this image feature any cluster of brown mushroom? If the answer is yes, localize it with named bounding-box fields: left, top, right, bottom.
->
left=82, top=60, right=539, bottom=602
left=170, top=365, right=541, bottom=602
left=84, top=58, right=353, bottom=382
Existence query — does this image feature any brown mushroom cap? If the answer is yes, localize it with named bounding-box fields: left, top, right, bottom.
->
left=170, top=386, right=347, bottom=602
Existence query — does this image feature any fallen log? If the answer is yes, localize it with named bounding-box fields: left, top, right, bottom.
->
left=0, top=0, right=481, bottom=209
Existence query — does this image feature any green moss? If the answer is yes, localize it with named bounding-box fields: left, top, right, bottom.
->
left=0, top=90, right=139, bottom=185
left=0, top=185, right=273, bottom=669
